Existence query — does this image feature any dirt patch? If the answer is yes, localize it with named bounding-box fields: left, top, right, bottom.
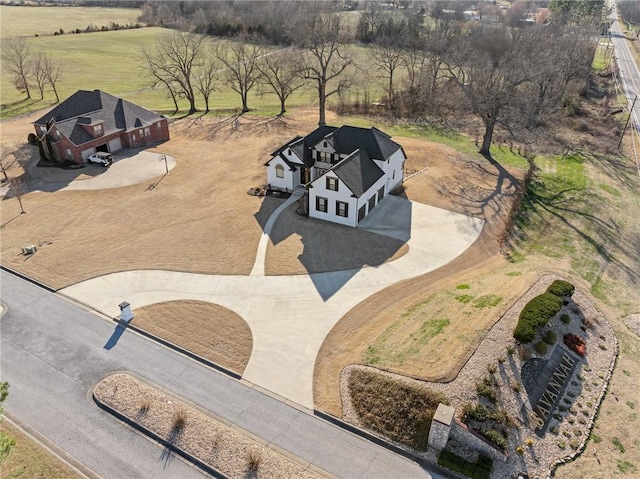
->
left=93, top=373, right=324, bottom=479
left=132, top=300, right=252, bottom=375
left=0, top=108, right=422, bottom=288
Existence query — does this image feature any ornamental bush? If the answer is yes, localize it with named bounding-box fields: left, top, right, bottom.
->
left=547, top=280, right=575, bottom=298
left=513, top=292, right=563, bottom=343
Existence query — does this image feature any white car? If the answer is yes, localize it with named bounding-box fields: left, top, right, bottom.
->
left=87, top=152, right=113, bottom=167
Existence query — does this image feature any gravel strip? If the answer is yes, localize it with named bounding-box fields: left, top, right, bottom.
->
left=340, top=274, right=617, bottom=479
left=94, top=374, right=325, bottom=479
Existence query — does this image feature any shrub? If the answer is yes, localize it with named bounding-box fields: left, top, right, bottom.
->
left=483, top=429, right=507, bottom=449
left=513, top=292, right=563, bottom=343
left=506, top=346, right=516, bottom=355
left=561, top=313, right=571, bottom=324
left=513, top=322, right=536, bottom=343
left=487, top=364, right=497, bottom=374
left=171, top=408, right=188, bottom=432
left=516, top=446, right=524, bottom=454
left=535, top=341, right=548, bottom=355
left=547, top=280, right=575, bottom=298
left=612, top=437, right=625, bottom=453
left=476, top=377, right=497, bottom=403
left=543, top=330, right=557, bottom=345
left=564, top=333, right=586, bottom=356
left=246, top=448, right=262, bottom=472
left=477, top=455, right=493, bottom=470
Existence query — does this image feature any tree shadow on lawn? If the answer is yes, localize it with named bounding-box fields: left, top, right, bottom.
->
left=520, top=176, right=639, bottom=287
left=432, top=153, right=521, bottom=222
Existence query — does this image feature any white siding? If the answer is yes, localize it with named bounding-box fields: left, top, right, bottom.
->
left=355, top=175, right=387, bottom=225
left=384, top=148, right=406, bottom=192
left=267, top=158, right=297, bottom=192
left=309, top=173, right=357, bottom=227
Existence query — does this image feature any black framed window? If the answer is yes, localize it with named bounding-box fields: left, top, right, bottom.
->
left=316, top=196, right=328, bottom=213
left=336, top=201, right=348, bottom=217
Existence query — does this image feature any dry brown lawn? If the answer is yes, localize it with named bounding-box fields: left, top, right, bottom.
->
left=1, top=108, right=414, bottom=287
left=132, top=300, right=253, bottom=375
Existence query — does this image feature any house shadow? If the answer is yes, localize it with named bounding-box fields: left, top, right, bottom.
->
left=254, top=193, right=412, bottom=300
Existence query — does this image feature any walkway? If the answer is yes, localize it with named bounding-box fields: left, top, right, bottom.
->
left=60, top=196, right=484, bottom=409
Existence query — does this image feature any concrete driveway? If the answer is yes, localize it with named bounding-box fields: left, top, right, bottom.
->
left=30, top=149, right=176, bottom=191
left=60, top=195, right=485, bottom=410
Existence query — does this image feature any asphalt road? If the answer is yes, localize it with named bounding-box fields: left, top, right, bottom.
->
left=610, top=4, right=640, bottom=130
left=0, top=270, right=444, bottom=479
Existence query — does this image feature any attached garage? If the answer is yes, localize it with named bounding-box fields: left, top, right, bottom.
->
left=108, top=137, right=122, bottom=152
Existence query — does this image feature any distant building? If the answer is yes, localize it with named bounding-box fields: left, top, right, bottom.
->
left=33, top=89, right=170, bottom=164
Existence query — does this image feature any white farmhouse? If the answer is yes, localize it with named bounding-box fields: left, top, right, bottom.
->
left=265, top=125, right=406, bottom=227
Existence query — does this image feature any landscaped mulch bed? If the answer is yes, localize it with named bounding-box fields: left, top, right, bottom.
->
left=340, top=274, right=617, bottom=479
left=94, top=373, right=325, bottom=479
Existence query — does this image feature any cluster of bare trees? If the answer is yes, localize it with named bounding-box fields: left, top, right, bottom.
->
left=2, top=38, right=63, bottom=102
left=362, top=17, right=598, bottom=156
left=141, top=0, right=599, bottom=156
left=142, top=5, right=353, bottom=125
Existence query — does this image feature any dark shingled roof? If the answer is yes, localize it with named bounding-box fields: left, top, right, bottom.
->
left=325, top=126, right=401, bottom=160
left=33, top=90, right=165, bottom=146
left=293, top=125, right=337, bottom=167
left=331, top=148, right=384, bottom=197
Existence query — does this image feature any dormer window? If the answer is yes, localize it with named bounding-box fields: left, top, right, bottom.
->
left=94, top=124, right=103, bottom=135
left=323, top=141, right=328, bottom=148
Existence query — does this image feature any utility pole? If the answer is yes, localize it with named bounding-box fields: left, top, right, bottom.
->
left=618, top=95, right=638, bottom=149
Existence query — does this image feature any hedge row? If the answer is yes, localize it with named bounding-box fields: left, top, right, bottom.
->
left=438, top=450, right=492, bottom=479
left=513, top=292, right=564, bottom=343
left=546, top=279, right=575, bottom=298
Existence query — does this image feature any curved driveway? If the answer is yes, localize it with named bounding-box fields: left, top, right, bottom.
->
left=60, top=195, right=484, bottom=409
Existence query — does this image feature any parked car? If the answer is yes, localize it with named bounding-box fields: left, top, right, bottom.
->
left=87, top=152, right=113, bottom=167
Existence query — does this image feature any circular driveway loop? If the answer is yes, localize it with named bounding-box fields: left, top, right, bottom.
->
left=60, top=195, right=485, bottom=410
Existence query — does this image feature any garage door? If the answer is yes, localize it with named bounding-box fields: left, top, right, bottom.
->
left=108, top=137, right=122, bottom=152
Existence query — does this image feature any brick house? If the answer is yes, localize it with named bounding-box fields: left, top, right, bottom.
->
left=33, top=89, right=170, bottom=164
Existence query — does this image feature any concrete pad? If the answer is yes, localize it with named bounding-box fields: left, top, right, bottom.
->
left=59, top=197, right=485, bottom=409
left=31, top=149, right=176, bottom=191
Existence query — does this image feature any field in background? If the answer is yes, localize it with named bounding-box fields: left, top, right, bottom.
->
left=0, top=5, right=141, bottom=38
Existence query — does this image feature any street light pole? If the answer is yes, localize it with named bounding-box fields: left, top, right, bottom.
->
left=618, top=95, right=638, bottom=149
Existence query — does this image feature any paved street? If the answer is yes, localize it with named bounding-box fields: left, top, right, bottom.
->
left=1, top=270, right=445, bottom=479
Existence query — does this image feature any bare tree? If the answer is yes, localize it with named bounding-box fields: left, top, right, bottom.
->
left=0, top=143, right=19, bottom=183
left=2, top=38, right=32, bottom=99
left=41, top=54, right=63, bottom=103
left=257, top=49, right=305, bottom=116
left=296, top=11, right=352, bottom=126
left=9, top=176, right=27, bottom=214
left=31, top=52, right=48, bottom=100
left=214, top=35, right=263, bottom=113
left=141, top=47, right=181, bottom=113
left=442, top=26, right=535, bottom=156
left=370, top=37, right=403, bottom=104
left=194, top=53, right=219, bottom=113
left=142, top=32, right=205, bottom=114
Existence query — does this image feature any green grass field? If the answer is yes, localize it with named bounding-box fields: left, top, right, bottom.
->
left=0, top=5, right=142, bottom=38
